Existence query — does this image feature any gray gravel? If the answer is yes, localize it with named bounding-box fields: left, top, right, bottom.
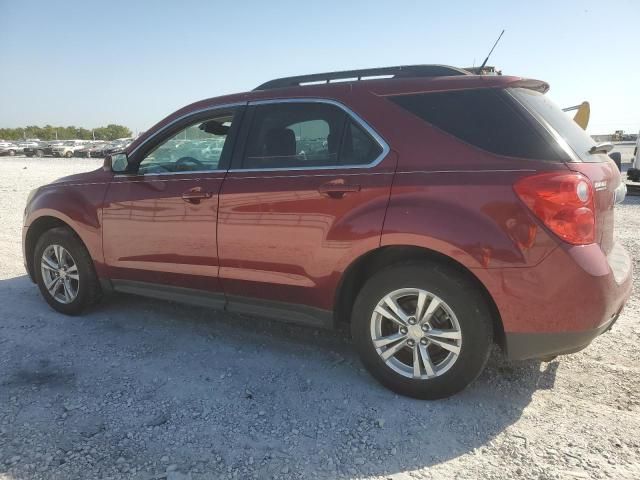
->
left=1, top=156, right=639, bottom=480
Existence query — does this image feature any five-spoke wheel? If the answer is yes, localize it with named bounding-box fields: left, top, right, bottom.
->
left=40, top=244, right=80, bottom=304
left=371, top=288, right=462, bottom=380
left=352, top=263, right=493, bottom=399
left=34, top=227, right=101, bottom=315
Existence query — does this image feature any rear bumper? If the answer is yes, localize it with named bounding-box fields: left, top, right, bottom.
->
left=479, top=241, right=632, bottom=360
left=505, top=308, right=622, bottom=360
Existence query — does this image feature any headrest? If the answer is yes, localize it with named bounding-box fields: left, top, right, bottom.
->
left=265, top=128, right=296, bottom=156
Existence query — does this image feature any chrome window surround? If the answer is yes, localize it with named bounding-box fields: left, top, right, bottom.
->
left=229, top=98, right=390, bottom=173
left=119, top=98, right=389, bottom=177
left=505, top=88, right=580, bottom=163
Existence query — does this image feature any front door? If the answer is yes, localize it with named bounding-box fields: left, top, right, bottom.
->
left=102, top=107, right=243, bottom=293
left=217, top=100, right=396, bottom=314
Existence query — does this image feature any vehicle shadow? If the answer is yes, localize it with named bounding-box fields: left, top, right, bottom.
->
left=0, top=274, right=556, bottom=479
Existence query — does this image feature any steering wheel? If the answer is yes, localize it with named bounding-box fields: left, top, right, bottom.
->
left=175, top=156, right=204, bottom=171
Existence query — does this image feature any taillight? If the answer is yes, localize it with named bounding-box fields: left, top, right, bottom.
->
left=514, top=172, right=596, bottom=245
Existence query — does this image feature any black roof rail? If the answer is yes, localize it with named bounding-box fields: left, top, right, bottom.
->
left=254, top=64, right=470, bottom=90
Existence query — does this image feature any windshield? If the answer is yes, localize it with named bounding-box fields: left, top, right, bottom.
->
left=510, top=88, right=599, bottom=162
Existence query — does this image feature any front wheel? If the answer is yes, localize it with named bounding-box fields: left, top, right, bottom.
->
left=65, top=151, right=73, bottom=158
left=351, top=263, right=493, bottom=399
left=33, top=227, right=101, bottom=315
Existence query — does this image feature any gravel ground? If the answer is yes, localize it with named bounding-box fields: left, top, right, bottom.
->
left=1, top=156, right=639, bottom=480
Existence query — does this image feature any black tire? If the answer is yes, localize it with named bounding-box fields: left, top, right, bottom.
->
left=65, top=151, right=73, bottom=158
left=8, top=149, right=15, bottom=156
left=33, top=227, right=101, bottom=315
left=35, top=149, right=44, bottom=158
left=351, top=262, right=493, bottom=399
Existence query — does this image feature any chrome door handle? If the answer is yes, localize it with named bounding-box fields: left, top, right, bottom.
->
left=318, top=182, right=361, bottom=198
left=182, top=187, right=212, bottom=203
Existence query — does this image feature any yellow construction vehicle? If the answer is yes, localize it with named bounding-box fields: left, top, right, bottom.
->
left=562, top=102, right=590, bottom=130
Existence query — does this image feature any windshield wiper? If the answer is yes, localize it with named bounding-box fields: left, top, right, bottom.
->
left=589, top=142, right=614, bottom=154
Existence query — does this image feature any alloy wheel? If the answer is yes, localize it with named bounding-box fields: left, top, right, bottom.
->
left=370, top=288, right=462, bottom=379
left=40, top=244, right=79, bottom=304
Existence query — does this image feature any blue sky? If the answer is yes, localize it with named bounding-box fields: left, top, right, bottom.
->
left=0, top=0, right=637, bottom=135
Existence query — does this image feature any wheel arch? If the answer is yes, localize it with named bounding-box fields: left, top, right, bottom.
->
left=333, top=245, right=505, bottom=348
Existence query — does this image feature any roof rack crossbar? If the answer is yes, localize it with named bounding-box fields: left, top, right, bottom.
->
left=254, top=64, right=469, bottom=90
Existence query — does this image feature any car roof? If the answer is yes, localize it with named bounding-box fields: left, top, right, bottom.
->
left=128, top=65, right=548, bottom=155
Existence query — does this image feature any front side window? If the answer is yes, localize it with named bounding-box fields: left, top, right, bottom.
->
left=241, top=102, right=382, bottom=169
left=138, top=112, right=235, bottom=174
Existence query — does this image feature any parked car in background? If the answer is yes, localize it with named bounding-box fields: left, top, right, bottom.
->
left=103, top=139, right=133, bottom=155
left=23, top=141, right=53, bottom=157
left=73, top=143, right=96, bottom=158
left=52, top=140, right=86, bottom=158
left=18, top=139, right=41, bottom=148
left=0, top=141, right=20, bottom=156
left=74, top=142, right=105, bottom=158
left=22, top=64, right=632, bottom=399
left=628, top=132, right=640, bottom=182
left=87, top=142, right=111, bottom=158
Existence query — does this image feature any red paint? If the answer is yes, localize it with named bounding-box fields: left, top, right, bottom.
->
left=23, top=73, right=632, bottom=344
left=217, top=152, right=397, bottom=309
left=101, top=171, right=226, bottom=291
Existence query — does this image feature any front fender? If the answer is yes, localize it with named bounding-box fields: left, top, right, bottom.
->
left=24, top=175, right=110, bottom=273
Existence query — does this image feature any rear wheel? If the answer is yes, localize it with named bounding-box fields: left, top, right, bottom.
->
left=8, top=149, right=15, bottom=156
left=351, top=263, right=493, bottom=399
left=33, top=227, right=101, bottom=315
left=35, top=149, right=44, bottom=157
left=65, top=151, right=73, bottom=158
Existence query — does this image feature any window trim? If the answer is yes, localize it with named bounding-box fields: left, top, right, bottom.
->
left=505, top=88, right=581, bottom=163
left=228, top=98, right=389, bottom=172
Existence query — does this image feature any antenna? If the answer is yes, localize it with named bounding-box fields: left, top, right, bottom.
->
left=479, top=29, right=505, bottom=70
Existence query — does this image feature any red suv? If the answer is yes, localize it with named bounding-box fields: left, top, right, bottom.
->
left=23, top=65, right=632, bottom=399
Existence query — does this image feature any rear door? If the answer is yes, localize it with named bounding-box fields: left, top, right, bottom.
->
left=217, top=99, right=396, bottom=315
left=102, top=106, right=244, bottom=293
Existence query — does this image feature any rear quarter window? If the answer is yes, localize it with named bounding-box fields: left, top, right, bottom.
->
left=389, top=88, right=569, bottom=162
left=509, top=88, right=600, bottom=163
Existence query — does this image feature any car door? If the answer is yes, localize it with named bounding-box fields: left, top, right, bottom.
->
left=102, top=105, right=244, bottom=295
left=217, top=99, right=396, bottom=323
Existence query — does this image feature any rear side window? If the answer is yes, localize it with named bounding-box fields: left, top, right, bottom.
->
left=509, top=88, right=598, bottom=162
left=389, top=89, right=568, bottom=161
left=340, top=120, right=383, bottom=165
left=241, top=102, right=383, bottom=169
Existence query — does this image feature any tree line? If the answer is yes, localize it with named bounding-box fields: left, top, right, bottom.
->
left=0, top=124, right=132, bottom=141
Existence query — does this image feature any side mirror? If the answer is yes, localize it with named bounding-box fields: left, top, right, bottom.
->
left=104, top=153, right=129, bottom=173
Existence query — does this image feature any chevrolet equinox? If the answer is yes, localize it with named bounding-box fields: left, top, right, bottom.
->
left=23, top=65, right=632, bottom=399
